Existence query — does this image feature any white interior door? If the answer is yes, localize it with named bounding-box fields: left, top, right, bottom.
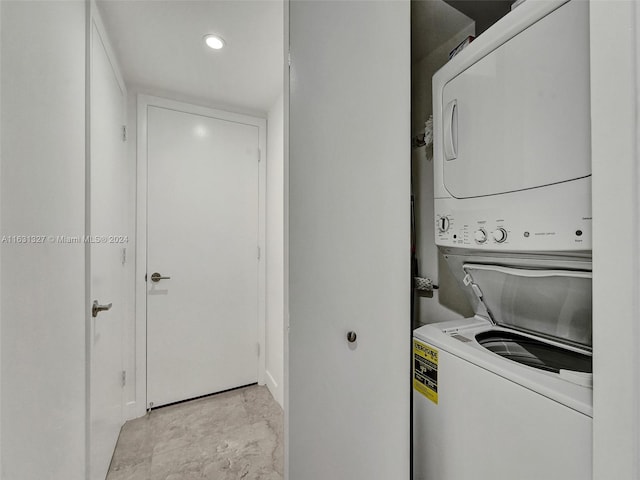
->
left=288, top=1, right=411, bottom=478
left=146, top=104, right=260, bottom=408
left=89, top=15, right=127, bottom=480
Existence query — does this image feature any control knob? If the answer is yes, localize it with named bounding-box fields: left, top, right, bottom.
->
left=474, top=229, right=487, bottom=244
left=492, top=228, right=507, bottom=243
left=437, top=216, right=450, bottom=233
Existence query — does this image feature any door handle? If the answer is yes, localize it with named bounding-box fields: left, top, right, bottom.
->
left=92, top=300, right=113, bottom=318
left=444, top=99, right=458, bottom=160
left=150, top=272, right=171, bottom=283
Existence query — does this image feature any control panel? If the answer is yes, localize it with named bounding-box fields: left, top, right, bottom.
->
left=435, top=211, right=590, bottom=251
left=434, top=177, right=592, bottom=252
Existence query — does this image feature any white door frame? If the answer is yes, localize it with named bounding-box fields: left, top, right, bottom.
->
left=135, top=94, right=267, bottom=416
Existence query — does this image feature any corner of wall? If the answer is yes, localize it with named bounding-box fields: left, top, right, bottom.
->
left=282, top=1, right=290, bottom=475
left=0, top=0, right=3, bottom=476
left=265, top=93, right=285, bottom=410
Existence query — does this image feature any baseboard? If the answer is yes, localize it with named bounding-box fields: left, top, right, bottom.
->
left=265, top=369, right=283, bottom=409
left=265, top=370, right=278, bottom=393
left=125, top=400, right=145, bottom=421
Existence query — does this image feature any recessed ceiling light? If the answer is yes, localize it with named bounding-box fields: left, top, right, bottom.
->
left=204, top=34, right=225, bottom=50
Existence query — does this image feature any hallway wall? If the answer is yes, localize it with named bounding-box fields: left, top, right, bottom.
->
left=0, top=1, right=87, bottom=478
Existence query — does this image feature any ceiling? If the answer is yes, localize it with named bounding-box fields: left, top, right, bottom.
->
left=97, top=0, right=284, bottom=114
left=411, top=0, right=475, bottom=63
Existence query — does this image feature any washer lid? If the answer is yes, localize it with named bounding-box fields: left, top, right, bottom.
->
left=462, top=264, right=592, bottom=349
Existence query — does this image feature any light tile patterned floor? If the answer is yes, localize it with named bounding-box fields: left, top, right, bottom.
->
left=106, top=385, right=284, bottom=480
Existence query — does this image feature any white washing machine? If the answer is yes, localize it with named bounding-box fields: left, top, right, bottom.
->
left=413, top=256, right=592, bottom=480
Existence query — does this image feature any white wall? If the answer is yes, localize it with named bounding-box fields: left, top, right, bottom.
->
left=0, top=1, right=87, bottom=479
left=266, top=94, right=284, bottom=409
left=412, top=21, right=475, bottom=325
left=591, top=1, right=640, bottom=477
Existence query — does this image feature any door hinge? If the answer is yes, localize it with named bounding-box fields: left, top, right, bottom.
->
left=144, top=273, right=147, bottom=282
left=121, top=370, right=126, bottom=387
left=258, top=148, right=261, bottom=162
left=122, top=125, right=127, bottom=142
left=288, top=51, right=291, bottom=67
left=257, top=246, right=261, bottom=260
left=257, top=342, right=260, bottom=357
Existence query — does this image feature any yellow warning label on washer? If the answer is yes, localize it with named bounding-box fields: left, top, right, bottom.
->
left=413, top=339, right=438, bottom=405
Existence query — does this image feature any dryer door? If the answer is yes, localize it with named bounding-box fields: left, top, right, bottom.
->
left=441, top=0, right=590, bottom=199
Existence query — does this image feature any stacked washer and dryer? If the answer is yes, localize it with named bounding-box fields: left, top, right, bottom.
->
left=413, top=1, right=593, bottom=479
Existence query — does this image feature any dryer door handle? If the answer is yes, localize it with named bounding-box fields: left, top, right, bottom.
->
left=444, top=99, right=458, bottom=161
